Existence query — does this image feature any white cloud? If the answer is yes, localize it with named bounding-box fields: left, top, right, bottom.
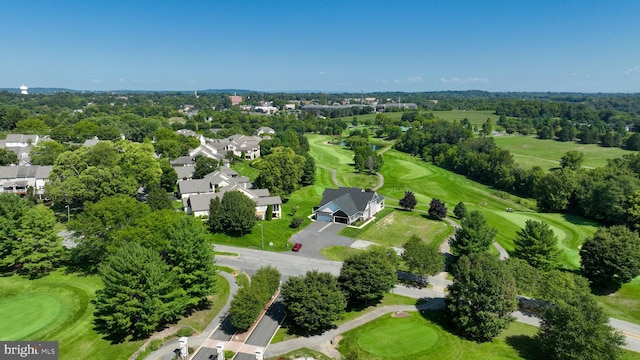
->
left=407, top=76, right=422, bottom=83
left=625, top=66, right=640, bottom=75
left=440, top=77, right=489, bottom=84
left=118, top=78, right=126, bottom=83
left=394, top=79, right=401, bottom=83
left=319, top=70, right=325, bottom=75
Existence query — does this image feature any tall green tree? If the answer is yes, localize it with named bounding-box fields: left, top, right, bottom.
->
left=627, top=190, right=640, bottom=231
left=449, top=210, right=497, bottom=256
left=445, top=254, right=517, bottom=342
left=0, top=194, right=30, bottom=273
left=339, top=246, right=397, bottom=305
left=513, top=220, right=559, bottom=271
left=401, top=235, right=444, bottom=284
left=147, top=186, right=173, bottom=211
left=164, top=216, right=217, bottom=310
left=192, top=155, right=219, bottom=179
left=158, top=159, right=178, bottom=192
left=536, top=272, right=625, bottom=360
left=93, top=242, right=184, bottom=341
left=580, top=225, right=640, bottom=289
left=29, top=141, right=67, bottom=165
left=255, top=147, right=305, bottom=196
left=68, top=195, right=151, bottom=273
left=0, top=148, right=18, bottom=165
left=221, top=191, right=256, bottom=235
left=453, top=201, right=468, bottom=219
left=14, top=205, right=65, bottom=278
left=282, top=270, right=346, bottom=335
left=560, top=150, right=585, bottom=170
left=300, top=154, right=316, bottom=186
left=208, top=197, right=224, bottom=233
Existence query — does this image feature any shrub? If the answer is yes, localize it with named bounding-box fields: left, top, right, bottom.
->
left=176, top=327, right=194, bottom=337
left=148, top=339, right=164, bottom=351
left=290, top=217, right=303, bottom=228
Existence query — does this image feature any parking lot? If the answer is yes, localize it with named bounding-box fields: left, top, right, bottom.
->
left=287, top=220, right=354, bottom=259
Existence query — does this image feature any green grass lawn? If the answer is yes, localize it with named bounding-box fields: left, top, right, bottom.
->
left=0, top=272, right=142, bottom=360
left=432, top=110, right=501, bottom=125
left=339, top=310, right=640, bottom=360
left=494, top=135, right=634, bottom=170
left=175, top=273, right=230, bottom=332
left=272, top=293, right=420, bottom=344
left=597, top=277, right=640, bottom=325
left=340, top=208, right=453, bottom=247
left=319, top=246, right=362, bottom=261
left=307, top=133, right=381, bottom=189
left=339, top=311, right=539, bottom=360
left=378, top=149, right=599, bottom=270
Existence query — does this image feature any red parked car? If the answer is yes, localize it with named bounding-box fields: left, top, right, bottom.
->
left=292, top=243, right=302, bottom=252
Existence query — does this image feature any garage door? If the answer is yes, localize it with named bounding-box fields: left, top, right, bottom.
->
left=317, top=213, right=332, bottom=222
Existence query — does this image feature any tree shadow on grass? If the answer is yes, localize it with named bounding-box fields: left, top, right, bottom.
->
left=505, top=335, right=541, bottom=360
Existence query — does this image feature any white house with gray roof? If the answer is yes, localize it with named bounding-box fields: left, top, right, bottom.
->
left=178, top=165, right=281, bottom=220
left=0, top=134, right=40, bottom=166
left=0, top=165, right=52, bottom=196
left=315, top=187, right=384, bottom=225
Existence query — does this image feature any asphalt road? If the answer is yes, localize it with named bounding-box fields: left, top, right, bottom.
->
left=215, top=245, right=640, bottom=354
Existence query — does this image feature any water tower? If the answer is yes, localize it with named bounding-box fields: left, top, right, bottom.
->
left=20, top=85, right=28, bottom=95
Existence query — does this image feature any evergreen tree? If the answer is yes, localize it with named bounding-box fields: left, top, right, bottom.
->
left=399, top=191, right=417, bottom=211
left=428, top=198, right=447, bottom=219
left=446, top=254, right=517, bottom=342
left=450, top=210, right=497, bottom=256
left=0, top=193, right=30, bottom=274
left=208, top=197, right=224, bottom=233
left=14, top=205, right=65, bottom=278
left=301, top=154, right=316, bottom=186
left=165, top=216, right=217, bottom=310
left=453, top=201, right=468, bottom=219
left=93, top=242, right=183, bottom=340
left=513, top=220, right=559, bottom=271
left=148, top=186, right=173, bottom=210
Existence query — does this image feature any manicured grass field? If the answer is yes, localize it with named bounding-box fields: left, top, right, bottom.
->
left=494, top=135, right=634, bottom=170
left=597, top=277, right=640, bottom=325
left=0, top=271, right=232, bottom=360
left=0, top=272, right=142, bottom=360
left=339, top=311, right=539, bottom=360
left=432, top=110, right=501, bottom=125
left=339, top=310, right=640, bottom=360
left=319, top=246, right=362, bottom=261
left=307, top=133, right=381, bottom=189
left=378, top=149, right=599, bottom=270
left=176, top=273, right=230, bottom=331
left=340, top=208, right=453, bottom=247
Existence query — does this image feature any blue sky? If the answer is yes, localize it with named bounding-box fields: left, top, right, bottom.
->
left=1, top=1, right=639, bottom=92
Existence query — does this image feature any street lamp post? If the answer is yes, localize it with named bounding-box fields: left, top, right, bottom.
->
left=259, top=223, right=264, bottom=249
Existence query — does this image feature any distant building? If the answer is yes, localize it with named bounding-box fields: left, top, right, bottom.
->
left=229, top=95, right=243, bottom=106
left=20, top=85, right=28, bottom=95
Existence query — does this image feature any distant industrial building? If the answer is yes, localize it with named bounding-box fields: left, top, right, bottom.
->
left=19, top=85, right=28, bottom=95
